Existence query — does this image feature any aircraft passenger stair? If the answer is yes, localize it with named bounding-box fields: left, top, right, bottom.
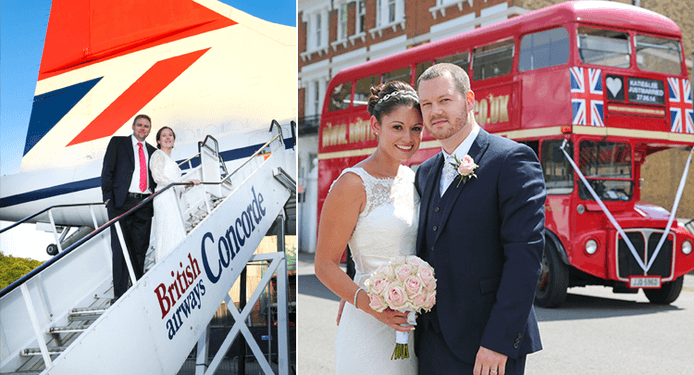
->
left=0, top=123, right=296, bottom=375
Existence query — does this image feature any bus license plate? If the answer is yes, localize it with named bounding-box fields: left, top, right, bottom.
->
left=629, top=277, right=661, bottom=289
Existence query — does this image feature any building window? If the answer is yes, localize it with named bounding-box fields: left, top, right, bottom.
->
left=314, top=81, right=321, bottom=115
left=376, top=0, right=403, bottom=28
left=315, top=14, right=322, bottom=49
left=357, top=0, right=366, bottom=34
left=338, top=4, right=348, bottom=41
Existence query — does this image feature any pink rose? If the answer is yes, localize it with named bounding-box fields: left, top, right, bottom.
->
left=418, top=265, right=435, bottom=286
left=384, top=284, right=407, bottom=310
left=395, top=264, right=413, bottom=282
left=406, top=256, right=426, bottom=268
left=369, top=293, right=387, bottom=312
left=374, top=264, right=394, bottom=279
left=370, top=276, right=390, bottom=295
left=412, top=292, right=427, bottom=309
left=458, top=155, right=478, bottom=176
left=404, top=275, right=423, bottom=298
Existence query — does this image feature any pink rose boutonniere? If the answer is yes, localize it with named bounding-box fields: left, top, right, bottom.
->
left=448, top=154, right=479, bottom=188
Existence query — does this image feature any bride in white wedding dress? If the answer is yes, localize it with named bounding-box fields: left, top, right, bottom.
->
left=315, top=81, right=423, bottom=375
left=150, top=127, right=199, bottom=262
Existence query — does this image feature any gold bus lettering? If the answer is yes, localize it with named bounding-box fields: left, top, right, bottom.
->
left=349, top=119, right=375, bottom=144
left=475, top=94, right=509, bottom=125
left=322, top=122, right=348, bottom=147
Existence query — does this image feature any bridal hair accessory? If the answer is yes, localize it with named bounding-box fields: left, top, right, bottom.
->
left=448, top=154, right=479, bottom=188
left=377, top=90, right=419, bottom=104
left=364, top=255, right=436, bottom=360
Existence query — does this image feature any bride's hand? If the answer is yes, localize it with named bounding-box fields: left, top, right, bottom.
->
left=336, top=299, right=346, bottom=326
left=187, top=179, right=201, bottom=186
left=371, top=308, right=414, bottom=332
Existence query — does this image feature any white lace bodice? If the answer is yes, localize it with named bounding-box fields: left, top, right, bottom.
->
left=332, top=165, right=420, bottom=287
left=151, top=149, right=182, bottom=191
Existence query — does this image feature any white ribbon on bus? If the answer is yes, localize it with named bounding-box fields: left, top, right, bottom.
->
left=560, top=140, right=694, bottom=273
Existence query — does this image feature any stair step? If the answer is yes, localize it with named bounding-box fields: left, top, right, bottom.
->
left=20, top=347, right=68, bottom=357
left=70, top=307, right=107, bottom=315
left=47, top=326, right=88, bottom=334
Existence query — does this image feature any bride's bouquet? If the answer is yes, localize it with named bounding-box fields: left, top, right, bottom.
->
left=363, top=255, right=436, bottom=360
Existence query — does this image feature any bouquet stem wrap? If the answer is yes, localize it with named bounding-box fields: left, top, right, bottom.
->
left=391, top=310, right=417, bottom=360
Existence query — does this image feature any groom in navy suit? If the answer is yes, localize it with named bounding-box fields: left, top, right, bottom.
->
left=414, top=64, right=546, bottom=375
left=101, top=114, right=157, bottom=303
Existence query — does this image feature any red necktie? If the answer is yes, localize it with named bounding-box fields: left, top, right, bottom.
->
left=138, top=142, right=147, bottom=192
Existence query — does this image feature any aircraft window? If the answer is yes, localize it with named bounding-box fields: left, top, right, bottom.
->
left=577, top=27, right=630, bottom=68
left=472, top=39, right=514, bottom=81
left=354, top=74, right=380, bottom=107
left=541, top=140, right=574, bottom=195
left=635, top=35, right=682, bottom=75
left=435, top=52, right=470, bottom=73
left=519, top=28, right=569, bottom=71
left=328, top=82, right=352, bottom=112
left=382, top=67, right=411, bottom=84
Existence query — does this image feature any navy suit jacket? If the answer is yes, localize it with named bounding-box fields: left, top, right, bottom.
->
left=414, top=128, right=546, bottom=363
left=101, top=136, right=157, bottom=210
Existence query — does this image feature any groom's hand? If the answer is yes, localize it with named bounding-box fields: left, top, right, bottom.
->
left=474, top=346, right=507, bottom=375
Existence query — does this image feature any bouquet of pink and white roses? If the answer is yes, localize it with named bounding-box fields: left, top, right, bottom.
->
left=363, top=255, right=436, bottom=360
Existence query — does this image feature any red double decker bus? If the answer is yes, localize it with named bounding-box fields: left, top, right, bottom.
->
left=317, top=1, right=694, bottom=307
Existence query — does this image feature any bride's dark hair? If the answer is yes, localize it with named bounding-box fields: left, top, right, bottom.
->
left=155, top=126, right=176, bottom=149
left=367, top=81, right=420, bottom=124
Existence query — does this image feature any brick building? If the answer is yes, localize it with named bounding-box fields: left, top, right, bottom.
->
left=297, top=0, right=694, bottom=251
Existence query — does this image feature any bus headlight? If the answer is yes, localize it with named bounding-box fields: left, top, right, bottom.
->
left=683, top=240, right=692, bottom=255
left=585, top=239, right=598, bottom=255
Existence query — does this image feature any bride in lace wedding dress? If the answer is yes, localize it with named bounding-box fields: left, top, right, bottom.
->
left=315, top=81, right=423, bottom=375
left=150, top=127, right=199, bottom=262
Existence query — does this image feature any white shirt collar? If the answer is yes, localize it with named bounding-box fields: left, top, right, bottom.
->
left=441, top=123, right=480, bottom=162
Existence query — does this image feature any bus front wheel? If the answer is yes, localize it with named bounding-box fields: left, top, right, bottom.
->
left=644, top=277, right=683, bottom=305
left=535, top=241, right=568, bottom=308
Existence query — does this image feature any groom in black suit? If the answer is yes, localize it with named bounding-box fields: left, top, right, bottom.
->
left=414, top=64, right=546, bottom=375
left=101, top=114, right=157, bottom=303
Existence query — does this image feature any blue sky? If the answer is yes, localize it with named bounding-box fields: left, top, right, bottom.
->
left=0, top=0, right=296, bottom=176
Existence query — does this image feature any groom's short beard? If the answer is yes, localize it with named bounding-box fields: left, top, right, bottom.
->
left=427, top=114, right=466, bottom=141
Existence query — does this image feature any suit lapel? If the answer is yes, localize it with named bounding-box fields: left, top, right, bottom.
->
left=125, top=137, right=135, bottom=167
left=436, top=129, right=491, bottom=235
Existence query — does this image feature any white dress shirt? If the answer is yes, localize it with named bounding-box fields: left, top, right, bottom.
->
left=440, top=123, right=480, bottom=196
left=128, top=134, right=152, bottom=194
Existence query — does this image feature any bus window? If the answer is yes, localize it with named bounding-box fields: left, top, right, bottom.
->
left=328, top=82, right=352, bottom=112
left=578, top=141, right=633, bottom=201
left=541, top=140, right=573, bottom=195
left=519, top=27, right=569, bottom=71
left=415, top=61, right=432, bottom=82
left=635, top=35, right=682, bottom=75
left=472, top=39, right=514, bottom=81
left=354, top=74, right=380, bottom=107
left=577, top=27, right=630, bottom=68
left=383, top=67, right=411, bottom=84
left=435, top=52, right=470, bottom=73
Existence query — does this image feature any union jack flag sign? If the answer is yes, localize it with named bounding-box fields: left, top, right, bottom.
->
left=571, top=67, right=604, bottom=127
left=667, top=77, right=694, bottom=134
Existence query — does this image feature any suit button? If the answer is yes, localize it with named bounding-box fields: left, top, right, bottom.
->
left=513, top=343, right=519, bottom=349
left=431, top=246, right=435, bottom=251
left=517, top=333, right=522, bottom=339
left=435, top=207, right=440, bottom=212
left=433, top=226, right=438, bottom=231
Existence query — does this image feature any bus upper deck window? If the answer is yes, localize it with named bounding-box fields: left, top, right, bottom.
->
left=382, top=67, right=411, bottom=84
left=635, top=35, right=682, bottom=75
left=415, top=61, right=433, bottom=82
left=577, top=27, right=630, bottom=68
left=472, top=39, right=514, bottom=81
left=328, top=82, right=352, bottom=112
left=435, top=52, right=470, bottom=73
left=519, top=27, right=569, bottom=71
left=354, top=74, right=380, bottom=107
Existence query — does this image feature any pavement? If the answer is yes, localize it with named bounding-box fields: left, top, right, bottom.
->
left=297, top=251, right=694, bottom=374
